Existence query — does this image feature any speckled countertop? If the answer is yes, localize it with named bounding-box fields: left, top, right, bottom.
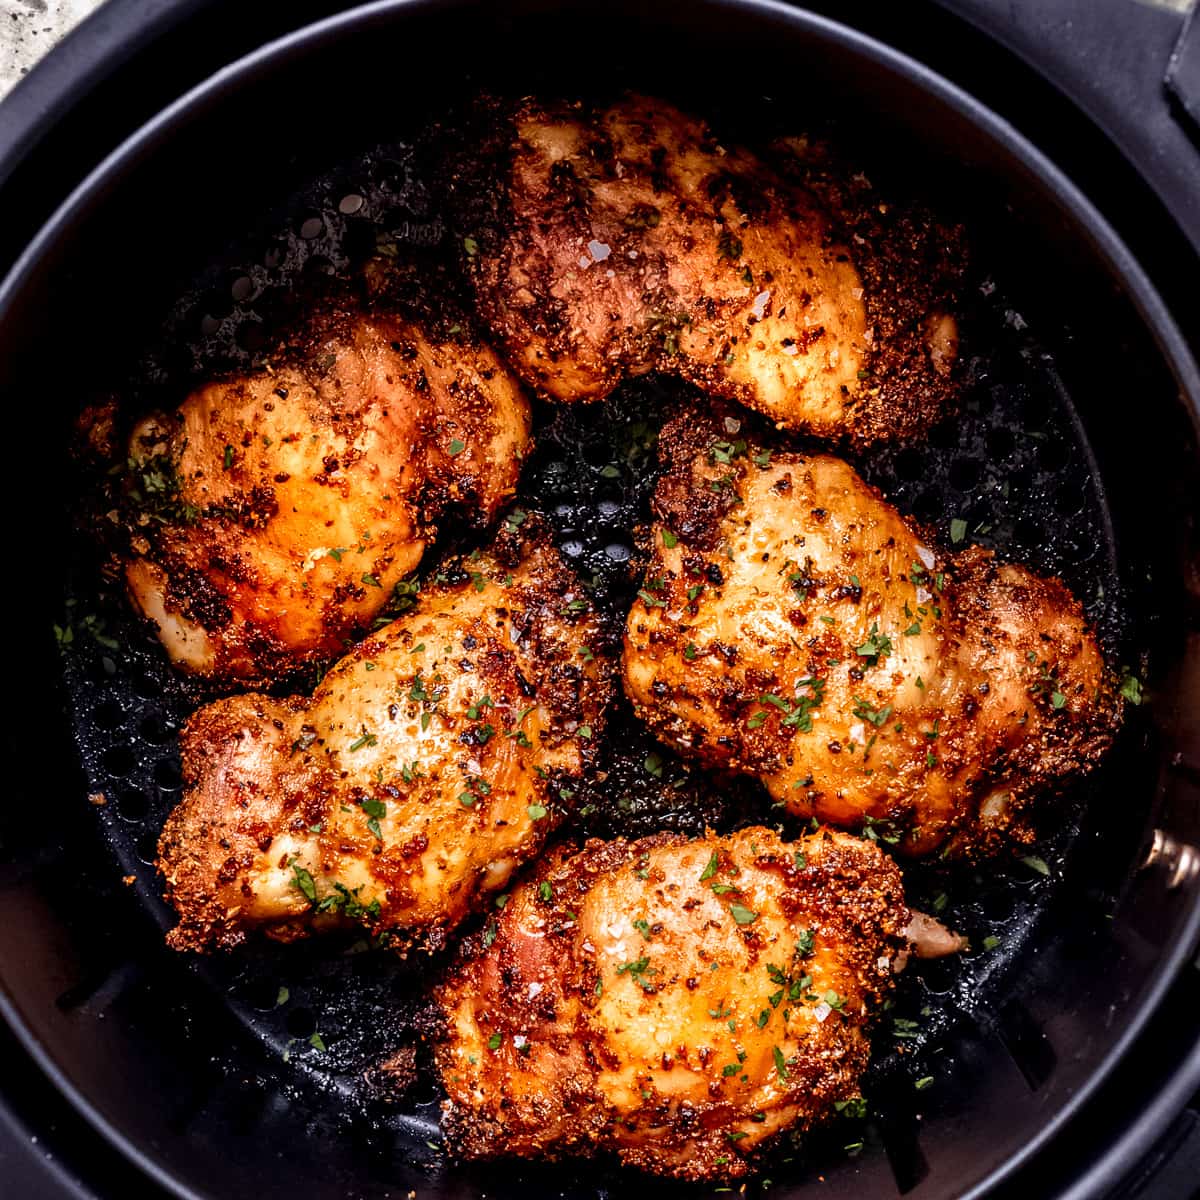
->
left=0, top=0, right=106, bottom=100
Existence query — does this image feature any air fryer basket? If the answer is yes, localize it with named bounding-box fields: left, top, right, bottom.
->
left=1, top=3, right=1199, bottom=1200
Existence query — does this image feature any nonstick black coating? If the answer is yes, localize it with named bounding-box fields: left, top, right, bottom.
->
left=2, top=3, right=1200, bottom=1200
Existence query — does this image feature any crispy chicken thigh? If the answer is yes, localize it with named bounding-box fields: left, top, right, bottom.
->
left=157, top=534, right=612, bottom=952
left=435, top=825, right=907, bottom=1179
left=118, top=299, right=530, bottom=683
left=622, top=419, right=1120, bottom=856
left=458, top=95, right=960, bottom=444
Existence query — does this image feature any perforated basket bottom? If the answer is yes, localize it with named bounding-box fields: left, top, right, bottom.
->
left=57, top=130, right=1130, bottom=1192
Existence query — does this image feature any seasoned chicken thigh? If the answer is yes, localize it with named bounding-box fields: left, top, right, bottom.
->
left=118, top=298, right=530, bottom=684
left=458, top=94, right=960, bottom=444
left=157, top=534, right=612, bottom=952
left=435, top=825, right=907, bottom=1180
left=622, top=419, right=1120, bottom=856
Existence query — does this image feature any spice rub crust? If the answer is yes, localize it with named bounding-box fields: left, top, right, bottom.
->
left=115, top=294, right=531, bottom=684
left=457, top=94, right=962, bottom=445
left=622, top=415, right=1120, bottom=856
left=158, top=532, right=612, bottom=952
left=435, top=825, right=907, bottom=1179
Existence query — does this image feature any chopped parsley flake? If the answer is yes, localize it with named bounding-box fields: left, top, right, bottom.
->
left=616, top=956, right=657, bottom=991
left=709, top=438, right=747, bottom=465
left=852, top=698, right=893, bottom=728
left=773, top=1046, right=788, bottom=1080
left=717, top=230, right=743, bottom=260
left=835, top=1096, right=868, bottom=1119
left=855, top=622, right=893, bottom=665
left=290, top=862, right=318, bottom=903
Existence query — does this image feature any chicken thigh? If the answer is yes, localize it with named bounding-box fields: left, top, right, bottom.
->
left=157, top=533, right=612, bottom=953
left=435, top=825, right=906, bottom=1179
left=456, top=94, right=960, bottom=444
left=622, top=418, right=1120, bottom=856
left=115, top=297, right=530, bottom=684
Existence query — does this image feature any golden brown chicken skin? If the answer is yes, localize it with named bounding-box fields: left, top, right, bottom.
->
left=157, top=533, right=612, bottom=953
left=622, top=419, right=1120, bottom=857
left=434, top=825, right=907, bottom=1180
left=120, top=300, right=530, bottom=684
left=459, top=94, right=959, bottom=444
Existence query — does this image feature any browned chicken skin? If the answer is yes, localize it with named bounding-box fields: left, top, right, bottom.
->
left=157, top=533, right=612, bottom=953
left=622, top=417, right=1120, bottom=856
left=459, top=94, right=960, bottom=444
left=435, top=825, right=907, bottom=1180
left=119, top=298, right=531, bottom=684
